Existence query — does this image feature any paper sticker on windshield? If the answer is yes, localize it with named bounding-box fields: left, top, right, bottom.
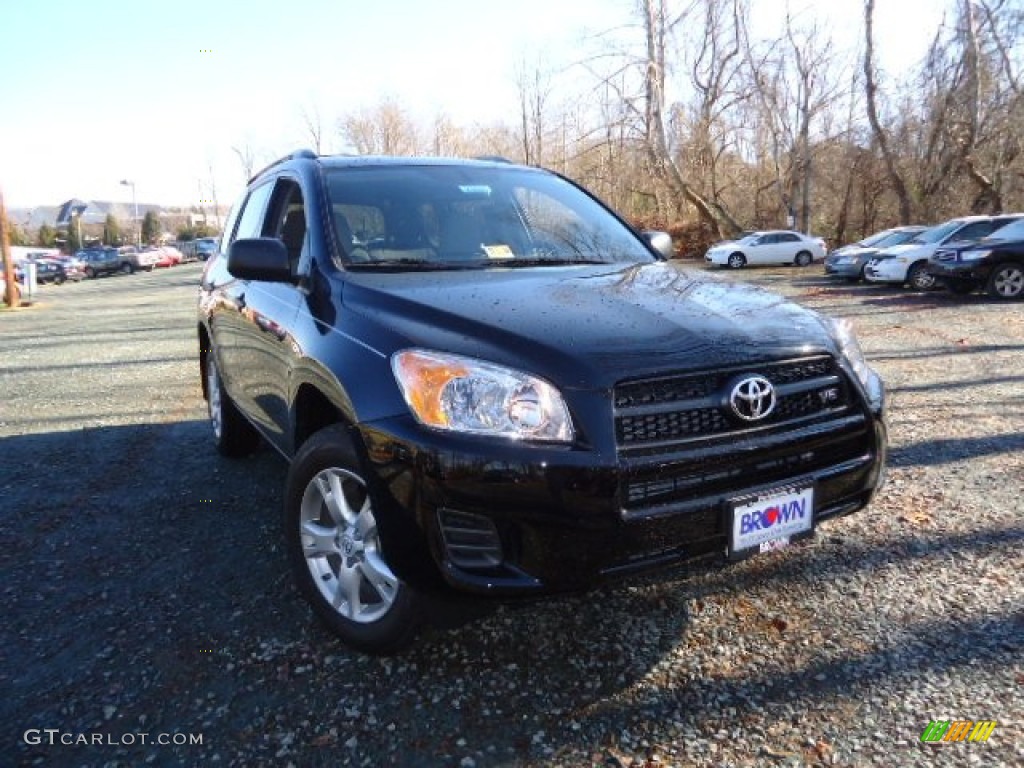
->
left=482, top=244, right=514, bottom=260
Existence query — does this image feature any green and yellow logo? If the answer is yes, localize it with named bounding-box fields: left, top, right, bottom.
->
left=920, top=720, right=997, bottom=743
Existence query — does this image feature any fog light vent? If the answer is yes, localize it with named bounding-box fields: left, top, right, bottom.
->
left=438, top=509, right=503, bottom=570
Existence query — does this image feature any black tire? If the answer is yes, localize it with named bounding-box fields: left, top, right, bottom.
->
left=907, top=262, right=935, bottom=291
left=795, top=251, right=813, bottom=267
left=987, top=263, right=1024, bottom=300
left=285, top=425, right=421, bottom=654
left=54, top=274, right=65, bottom=285
left=85, top=267, right=96, bottom=279
left=121, top=262, right=134, bottom=274
left=727, top=252, right=746, bottom=269
left=205, top=350, right=260, bottom=457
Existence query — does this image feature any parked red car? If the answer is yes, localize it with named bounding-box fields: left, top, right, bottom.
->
left=153, top=246, right=184, bottom=268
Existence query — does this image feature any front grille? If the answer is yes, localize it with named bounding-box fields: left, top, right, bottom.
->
left=613, top=356, right=873, bottom=521
left=614, top=356, right=847, bottom=451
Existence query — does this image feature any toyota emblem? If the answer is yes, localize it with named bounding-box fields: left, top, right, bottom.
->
left=729, top=375, right=777, bottom=421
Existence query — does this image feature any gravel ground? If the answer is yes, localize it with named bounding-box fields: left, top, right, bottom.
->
left=1, top=262, right=1021, bottom=767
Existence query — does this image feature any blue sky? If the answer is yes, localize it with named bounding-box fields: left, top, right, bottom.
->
left=1, top=0, right=944, bottom=210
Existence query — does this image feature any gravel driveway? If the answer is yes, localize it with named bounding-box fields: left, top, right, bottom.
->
left=1, top=262, right=1021, bottom=767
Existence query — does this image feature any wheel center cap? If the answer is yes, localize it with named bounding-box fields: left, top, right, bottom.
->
left=340, top=534, right=355, bottom=557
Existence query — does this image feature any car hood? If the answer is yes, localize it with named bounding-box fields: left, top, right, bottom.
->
left=874, top=242, right=936, bottom=258
left=342, top=262, right=835, bottom=389
left=831, top=245, right=879, bottom=259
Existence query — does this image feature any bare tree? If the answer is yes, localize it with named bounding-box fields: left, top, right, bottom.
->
left=301, top=103, right=325, bottom=154
left=340, top=100, right=421, bottom=156
left=232, top=144, right=257, bottom=182
left=863, top=0, right=912, bottom=222
left=640, top=0, right=742, bottom=237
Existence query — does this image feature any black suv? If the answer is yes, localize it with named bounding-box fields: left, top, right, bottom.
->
left=928, top=216, right=1024, bottom=299
left=198, top=151, right=887, bottom=653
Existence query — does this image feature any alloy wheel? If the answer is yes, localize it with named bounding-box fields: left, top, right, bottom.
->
left=299, top=467, right=398, bottom=624
left=990, top=265, right=1024, bottom=298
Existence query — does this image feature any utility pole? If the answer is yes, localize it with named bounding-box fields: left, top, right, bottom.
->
left=1, top=188, right=19, bottom=308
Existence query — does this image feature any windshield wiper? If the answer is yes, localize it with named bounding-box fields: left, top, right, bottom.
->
left=495, top=258, right=609, bottom=267
left=346, top=258, right=477, bottom=271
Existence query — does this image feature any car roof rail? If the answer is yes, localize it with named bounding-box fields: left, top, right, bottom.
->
left=248, top=149, right=318, bottom=185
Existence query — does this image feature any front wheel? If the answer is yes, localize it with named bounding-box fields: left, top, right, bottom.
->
left=285, top=426, right=421, bottom=655
left=987, top=263, right=1024, bottom=299
left=907, top=262, right=935, bottom=291
left=794, top=251, right=813, bottom=267
left=205, top=351, right=260, bottom=456
left=727, top=252, right=746, bottom=269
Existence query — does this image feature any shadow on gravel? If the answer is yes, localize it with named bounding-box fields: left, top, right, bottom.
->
left=888, top=432, right=1024, bottom=467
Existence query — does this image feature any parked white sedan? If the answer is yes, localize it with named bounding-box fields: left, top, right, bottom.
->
left=705, top=230, right=826, bottom=269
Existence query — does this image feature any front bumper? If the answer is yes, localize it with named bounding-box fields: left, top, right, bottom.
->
left=926, top=260, right=990, bottom=283
left=863, top=259, right=908, bottom=283
left=824, top=259, right=864, bottom=278
left=357, top=409, right=888, bottom=597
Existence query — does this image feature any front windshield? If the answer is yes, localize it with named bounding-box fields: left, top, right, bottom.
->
left=325, top=165, right=655, bottom=269
left=913, top=220, right=964, bottom=244
left=859, top=230, right=893, bottom=248
left=875, top=229, right=921, bottom=248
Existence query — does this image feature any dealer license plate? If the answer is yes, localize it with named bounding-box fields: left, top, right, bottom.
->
left=728, top=486, right=814, bottom=558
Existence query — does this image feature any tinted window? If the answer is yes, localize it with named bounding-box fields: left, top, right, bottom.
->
left=990, top=218, right=1024, bottom=240
left=950, top=221, right=994, bottom=242
left=778, top=233, right=800, bottom=243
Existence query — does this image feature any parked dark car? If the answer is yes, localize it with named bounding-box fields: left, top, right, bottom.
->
left=198, top=151, right=888, bottom=654
left=824, top=226, right=926, bottom=282
left=77, top=247, right=122, bottom=278
left=195, top=237, right=219, bottom=261
left=928, top=216, right=1024, bottom=299
left=32, top=258, right=84, bottom=284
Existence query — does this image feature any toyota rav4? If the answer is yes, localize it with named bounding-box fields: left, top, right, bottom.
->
left=198, top=151, right=887, bottom=653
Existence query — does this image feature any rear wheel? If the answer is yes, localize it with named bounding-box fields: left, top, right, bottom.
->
left=727, top=252, right=746, bottom=269
left=987, top=263, right=1024, bottom=299
left=121, top=262, right=134, bottom=274
left=205, top=351, right=260, bottom=456
left=285, top=426, right=421, bottom=654
left=85, top=267, right=95, bottom=279
left=907, top=262, right=935, bottom=291
left=794, top=251, right=813, bottom=267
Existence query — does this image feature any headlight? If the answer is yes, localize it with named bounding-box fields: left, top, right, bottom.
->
left=825, top=317, right=883, bottom=406
left=392, top=350, right=574, bottom=442
left=960, top=249, right=990, bottom=262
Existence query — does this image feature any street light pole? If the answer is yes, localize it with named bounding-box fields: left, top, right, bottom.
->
left=120, top=179, right=138, bottom=246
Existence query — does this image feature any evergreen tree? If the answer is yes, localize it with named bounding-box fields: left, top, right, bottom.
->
left=37, top=224, right=57, bottom=247
left=141, top=210, right=160, bottom=244
left=102, top=214, right=121, bottom=245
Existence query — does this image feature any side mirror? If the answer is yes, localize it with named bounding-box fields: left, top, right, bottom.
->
left=227, top=238, right=291, bottom=282
left=641, top=230, right=675, bottom=260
